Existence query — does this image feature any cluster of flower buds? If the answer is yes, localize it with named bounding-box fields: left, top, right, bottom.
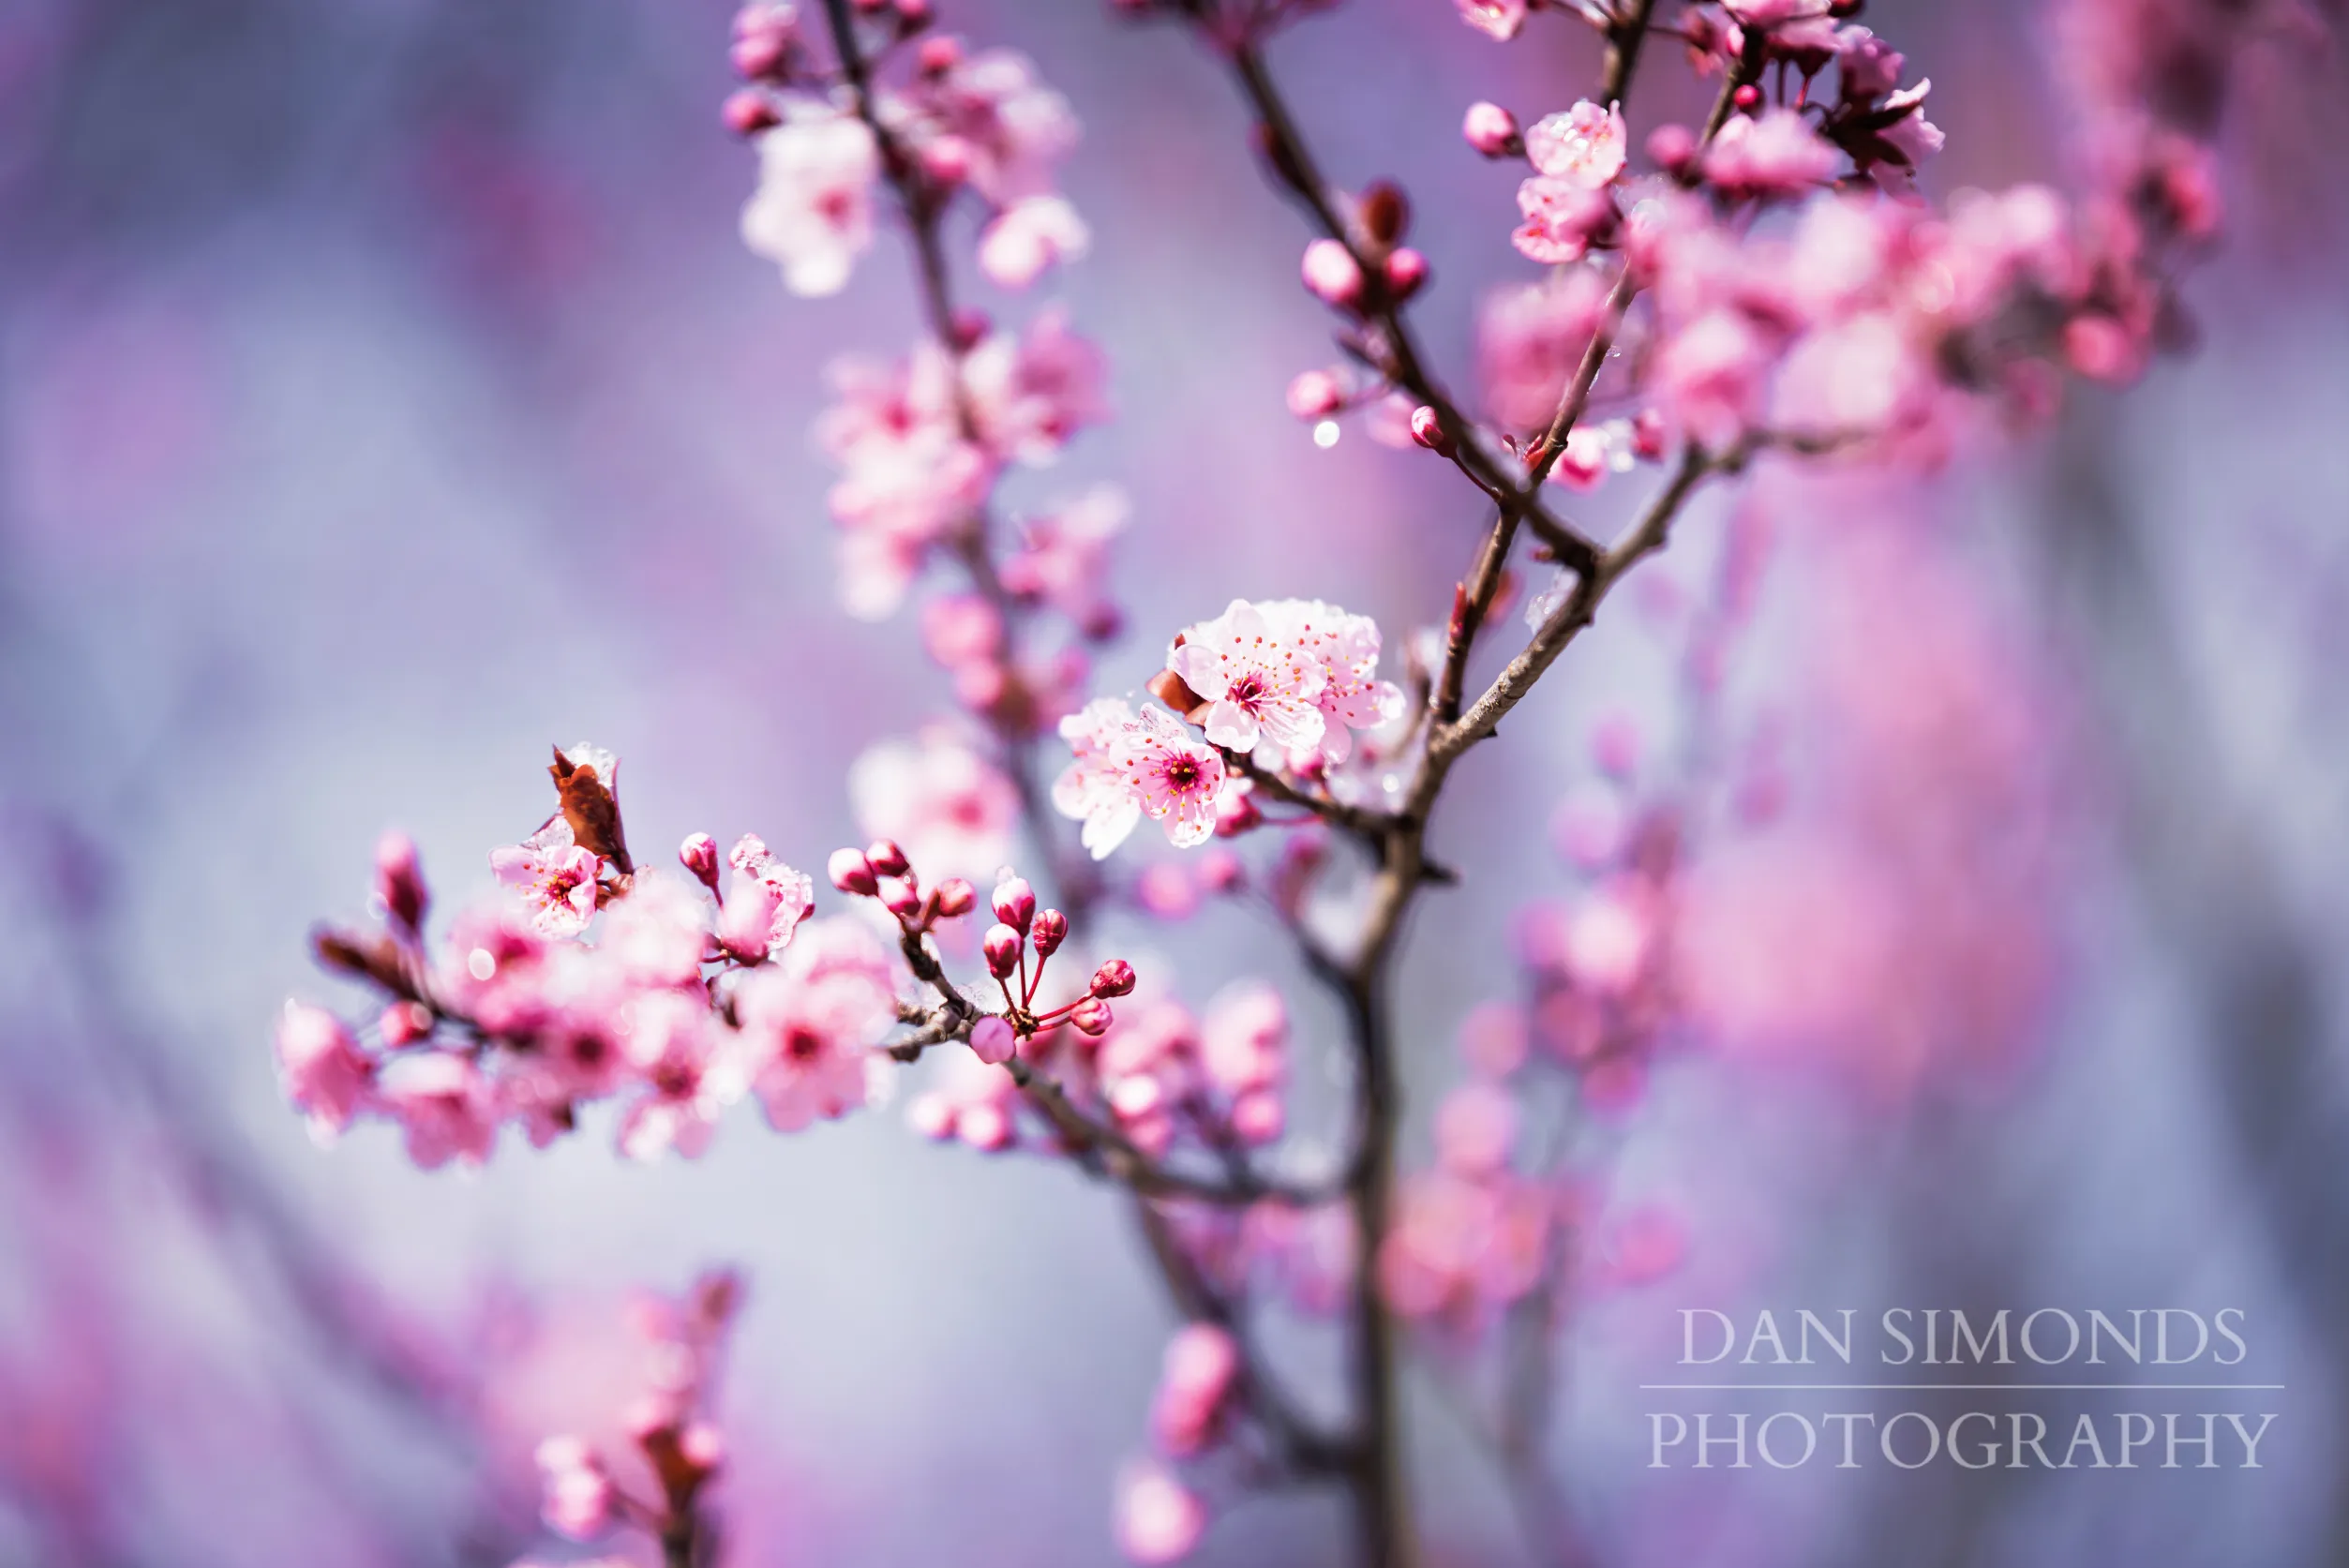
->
left=520, top=1273, right=740, bottom=1567
left=976, top=874, right=1130, bottom=1053
left=827, top=836, right=977, bottom=936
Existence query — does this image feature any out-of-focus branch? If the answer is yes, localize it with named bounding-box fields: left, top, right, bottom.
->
left=818, top=0, right=1102, bottom=923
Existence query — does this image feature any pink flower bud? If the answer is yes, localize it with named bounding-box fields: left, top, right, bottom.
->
left=879, top=877, right=923, bottom=918
left=828, top=847, right=879, bottom=896
left=1090, top=959, right=1137, bottom=998
left=681, top=832, right=723, bottom=890
left=1646, top=123, right=1698, bottom=178
left=380, top=999, right=432, bottom=1047
left=677, top=1421, right=726, bottom=1474
left=374, top=830, right=426, bottom=933
left=1115, top=1463, right=1205, bottom=1564
left=983, top=923, right=1023, bottom=979
left=918, top=133, right=973, bottom=187
left=722, top=88, right=780, bottom=136
left=917, top=35, right=961, bottom=74
left=865, top=839, right=911, bottom=877
left=1070, top=997, right=1115, bottom=1036
left=729, top=29, right=787, bottom=81
left=1230, top=1088, right=1285, bottom=1144
left=1409, top=405, right=1452, bottom=455
left=1286, top=368, right=1343, bottom=420
left=1384, top=246, right=1429, bottom=301
left=1300, top=238, right=1364, bottom=309
left=991, top=876, right=1036, bottom=933
left=1462, top=101, right=1519, bottom=157
left=969, top=1015, right=1016, bottom=1066
left=934, top=876, right=977, bottom=918
left=1199, top=849, right=1246, bottom=892
left=1631, top=408, right=1667, bottom=459
left=949, top=307, right=991, bottom=353
left=1030, top=908, right=1069, bottom=957
left=894, top=0, right=934, bottom=27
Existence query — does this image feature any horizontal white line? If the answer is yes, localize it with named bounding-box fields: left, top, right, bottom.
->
left=1638, top=1383, right=2288, bottom=1392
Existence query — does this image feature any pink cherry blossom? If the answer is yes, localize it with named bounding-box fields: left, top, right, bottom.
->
left=736, top=916, right=896, bottom=1133
left=1149, top=1322, right=1239, bottom=1457
left=1454, top=0, right=1528, bottom=41
left=1703, top=109, right=1841, bottom=198
left=963, top=307, right=1109, bottom=467
left=1262, top=599, right=1403, bottom=763
left=616, top=991, right=742, bottom=1161
left=849, top=729, right=1017, bottom=882
left=1652, top=306, right=1770, bottom=450
left=1054, top=697, right=1146, bottom=859
left=999, top=484, right=1126, bottom=636
left=817, top=343, right=993, bottom=618
left=1722, top=0, right=1833, bottom=22
left=1525, top=101, right=1627, bottom=189
left=1462, top=100, right=1519, bottom=157
left=1109, top=705, right=1229, bottom=852
left=1477, top=266, right=1614, bottom=428
left=907, top=1047, right=1020, bottom=1149
left=1512, top=176, right=1615, bottom=264
left=274, top=1000, right=373, bottom=1139
left=375, top=1051, right=498, bottom=1169
left=534, top=1435, right=614, bottom=1541
left=740, top=106, right=879, bottom=297
left=978, top=194, right=1090, bottom=290
left=1198, top=981, right=1285, bottom=1098
left=888, top=47, right=1078, bottom=205
left=491, top=817, right=602, bottom=938
left=715, top=834, right=815, bottom=962
left=1115, top=1461, right=1207, bottom=1564
left=1168, top=599, right=1329, bottom=754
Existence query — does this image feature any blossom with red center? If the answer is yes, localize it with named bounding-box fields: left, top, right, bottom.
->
left=617, top=991, right=743, bottom=1161
left=736, top=917, right=896, bottom=1133
left=1168, top=598, right=1328, bottom=754
left=491, top=817, right=602, bottom=938
left=1109, top=705, right=1227, bottom=851
left=962, top=306, right=1109, bottom=467
left=740, top=105, right=879, bottom=297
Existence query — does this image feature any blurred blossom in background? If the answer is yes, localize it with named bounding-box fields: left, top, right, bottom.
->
left=3, top=0, right=2348, bottom=1564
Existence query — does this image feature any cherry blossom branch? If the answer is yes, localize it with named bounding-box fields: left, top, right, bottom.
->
left=1220, top=748, right=1458, bottom=885
left=1199, top=11, right=1600, bottom=575
left=1132, top=1200, right=1354, bottom=1478
left=1430, top=443, right=1713, bottom=774
left=886, top=919, right=1324, bottom=1206
left=1434, top=27, right=1768, bottom=734
left=1597, top=0, right=1660, bottom=110
left=817, top=0, right=1103, bottom=921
